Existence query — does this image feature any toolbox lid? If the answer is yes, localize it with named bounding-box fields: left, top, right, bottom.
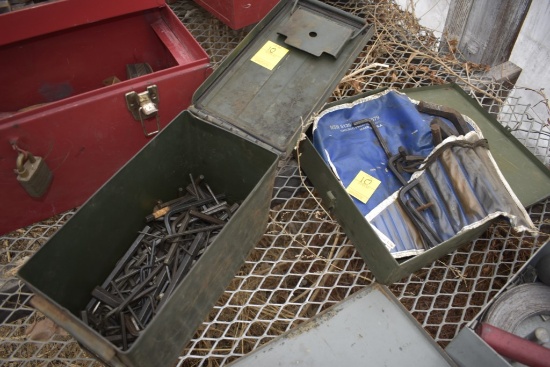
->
left=191, top=0, right=373, bottom=155
left=0, top=0, right=165, bottom=47
left=229, top=283, right=455, bottom=367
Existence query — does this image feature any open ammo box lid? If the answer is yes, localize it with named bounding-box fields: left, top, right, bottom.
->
left=190, top=0, right=374, bottom=155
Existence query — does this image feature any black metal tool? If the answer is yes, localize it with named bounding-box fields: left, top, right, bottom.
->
left=398, top=180, right=443, bottom=248
left=416, top=101, right=470, bottom=135
left=81, top=176, right=239, bottom=351
left=362, top=119, right=432, bottom=215
left=355, top=118, right=439, bottom=250
left=389, top=146, right=425, bottom=176
left=430, top=117, right=458, bottom=141
left=360, top=118, right=425, bottom=182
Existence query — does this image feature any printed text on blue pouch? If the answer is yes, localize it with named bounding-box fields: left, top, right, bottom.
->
left=329, top=115, right=380, bottom=132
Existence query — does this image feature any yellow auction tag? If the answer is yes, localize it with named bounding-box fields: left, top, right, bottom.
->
left=251, top=41, right=289, bottom=71
left=346, top=171, right=381, bottom=204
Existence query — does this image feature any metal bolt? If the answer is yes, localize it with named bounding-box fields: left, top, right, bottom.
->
left=526, top=327, right=550, bottom=345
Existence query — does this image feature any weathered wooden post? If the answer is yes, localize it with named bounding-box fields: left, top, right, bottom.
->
left=441, top=0, right=532, bottom=112
left=442, top=0, right=531, bottom=67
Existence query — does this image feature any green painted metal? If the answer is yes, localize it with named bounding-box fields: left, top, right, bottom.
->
left=230, top=283, right=456, bottom=367
left=193, top=0, right=372, bottom=155
left=17, top=1, right=372, bottom=366
left=19, top=111, right=278, bottom=366
left=300, top=84, right=550, bottom=285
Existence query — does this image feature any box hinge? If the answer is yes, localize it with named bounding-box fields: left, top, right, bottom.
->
left=125, top=85, right=161, bottom=137
left=188, top=106, right=284, bottom=156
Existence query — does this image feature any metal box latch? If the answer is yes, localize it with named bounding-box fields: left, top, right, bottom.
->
left=125, top=85, right=160, bottom=137
left=14, top=149, right=53, bottom=198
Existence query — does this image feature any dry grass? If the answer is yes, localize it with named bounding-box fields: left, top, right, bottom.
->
left=331, top=1, right=498, bottom=101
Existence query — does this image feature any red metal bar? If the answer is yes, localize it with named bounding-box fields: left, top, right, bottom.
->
left=478, top=323, right=550, bottom=367
left=193, top=0, right=279, bottom=29
left=0, top=0, right=165, bottom=46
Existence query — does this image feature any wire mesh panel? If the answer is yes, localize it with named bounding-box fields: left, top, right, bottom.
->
left=499, top=97, right=550, bottom=165
left=175, top=163, right=549, bottom=367
left=1, top=1, right=549, bottom=366
left=170, top=1, right=248, bottom=67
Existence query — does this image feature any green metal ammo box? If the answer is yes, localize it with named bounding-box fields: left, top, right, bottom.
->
left=17, top=1, right=373, bottom=366
left=300, top=84, right=550, bottom=285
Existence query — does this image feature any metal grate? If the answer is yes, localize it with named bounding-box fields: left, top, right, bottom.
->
left=169, top=1, right=248, bottom=67
left=1, top=1, right=549, bottom=366
left=499, top=97, right=550, bottom=166
left=175, top=165, right=549, bottom=367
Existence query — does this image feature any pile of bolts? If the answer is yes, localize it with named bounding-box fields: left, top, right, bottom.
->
left=80, top=174, right=239, bottom=350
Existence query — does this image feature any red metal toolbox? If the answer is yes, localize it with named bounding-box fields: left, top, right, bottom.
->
left=194, top=0, right=279, bottom=29
left=0, top=0, right=211, bottom=235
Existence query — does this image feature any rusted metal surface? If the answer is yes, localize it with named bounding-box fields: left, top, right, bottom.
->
left=81, top=177, right=237, bottom=352
left=416, top=101, right=470, bottom=135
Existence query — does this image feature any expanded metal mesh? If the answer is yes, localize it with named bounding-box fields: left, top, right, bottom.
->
left=174, top=166, right=549, bottom=367
left=1, top=0, right=549, bottom=366
left=170, top=1, right=247, bottom=67
left=499, top=97, right=550, bottom=165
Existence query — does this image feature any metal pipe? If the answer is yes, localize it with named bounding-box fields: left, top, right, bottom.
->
left=478, top=323, right=550, bottom=367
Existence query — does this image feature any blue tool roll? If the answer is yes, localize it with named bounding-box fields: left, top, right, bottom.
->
left=312, top=90, right=534, bottom=258
left=313, top=90, right=470, bottom=214
left=367, top=133, right=534, bottom=256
